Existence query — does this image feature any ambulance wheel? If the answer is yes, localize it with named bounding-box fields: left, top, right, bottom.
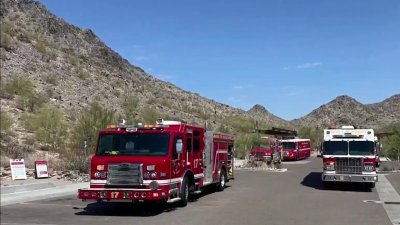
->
left=217, top=169, right=227, bottom=192
left=179, top=177, right=189, bottom=207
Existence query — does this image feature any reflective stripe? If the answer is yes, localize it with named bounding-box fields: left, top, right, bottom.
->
left=91, top=180, right=107, bottom=184
left=194, top=173, right=204, bottom=178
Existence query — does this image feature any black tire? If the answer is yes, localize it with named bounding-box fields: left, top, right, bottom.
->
left=217, top=169, right=227, bottom=192
left=179, top=177, right=189, bottom=207
left=367, top=182, right=376, bottom=189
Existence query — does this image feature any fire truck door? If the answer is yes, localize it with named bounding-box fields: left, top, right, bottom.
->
left=203, top=132, right=214, bottom=184
left=186, top=132, right=193, bottom=170
left=192, top=130, right=203, bottom=176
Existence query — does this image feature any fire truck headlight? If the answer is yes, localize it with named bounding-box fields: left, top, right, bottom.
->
left=150, top=172, right=157, bottom=179
left=94, top=171, right=101, bottom=178
left=150, top=181, right=159, bottom=190
left=324, top=163, right=335, bottom=171
left=100, top=171, right=107, bottom=179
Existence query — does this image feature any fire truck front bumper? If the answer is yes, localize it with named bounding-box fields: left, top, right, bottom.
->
left=321, top=173, right=378, bottom=183
left=78, top=188, right=169, bottom=202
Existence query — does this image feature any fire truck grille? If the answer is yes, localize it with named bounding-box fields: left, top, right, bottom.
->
left=107, top=163, right=143, bottom=186
left=334, top=158, right=363, bottom=174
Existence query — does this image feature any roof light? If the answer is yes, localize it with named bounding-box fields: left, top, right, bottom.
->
left=106, top=124, right=117, bottom=129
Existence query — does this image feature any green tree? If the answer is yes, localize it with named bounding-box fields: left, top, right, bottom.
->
left=24, top=105, right=68, bottom=151
left=71, top=102, right=116, bottom=154
left=380, top=123, right=400, bottom=160
left=297, top=126, right=323, bottom=150
left=234, top=133, right=262, bottom=159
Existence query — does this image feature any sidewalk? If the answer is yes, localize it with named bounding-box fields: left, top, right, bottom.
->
left=1, top=178, right=89, bottom=206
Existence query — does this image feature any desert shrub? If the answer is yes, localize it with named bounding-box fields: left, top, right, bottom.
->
left=141, top=107, right=161, bottom=124
left=0, top=111, right=13, bottom=133
left=24, top=105, right=68, bottom=152
left=16, top=91, right=47, bottom=112
left=4, top=76, right=34, bottom=96
left=44, top=74, right=58, bottom=85
left=234, top=133, right=262, bottom=159
left=33, top=39, right=47, bottom=55
left=60, top=150, right=90, bottom=173
left=76, top=68, right=90, bottom=80
left=123, top=95, right=139, bottom=124
left=70, top=102, right=116, bottom=154
left=0, top=32, right=15, bottom=51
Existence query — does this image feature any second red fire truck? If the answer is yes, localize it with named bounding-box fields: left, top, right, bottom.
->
left=78, top=119, right=235, bottom=206
left=281, top=139, right=311, bottom=161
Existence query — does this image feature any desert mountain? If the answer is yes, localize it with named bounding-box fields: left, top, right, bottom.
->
left=0, top=0, right=287, bottom=140
left=293, top=95, right=400, bottom=129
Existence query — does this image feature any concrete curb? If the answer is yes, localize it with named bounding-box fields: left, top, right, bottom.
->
left=0, top=182, right=89, bottom=206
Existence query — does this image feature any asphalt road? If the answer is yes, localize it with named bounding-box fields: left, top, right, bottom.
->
left=0, top=158, right=393, bottom=225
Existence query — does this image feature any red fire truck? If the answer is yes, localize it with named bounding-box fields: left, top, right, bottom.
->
left=321, top=126, right=378, bottom=188
left=78, top=119, right=235, bottom=206
left=281, top=139, right=311, bottom=161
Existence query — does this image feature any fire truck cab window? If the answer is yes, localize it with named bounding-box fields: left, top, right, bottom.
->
left=282, top=142, right=296, bottom=149
left=96, top=133, right=170, bottom=156
left=349, top=141, right=374, bottom=155
left=323, top=141, right=347, bottom=155
left=193, top=130, right=200, bottom=152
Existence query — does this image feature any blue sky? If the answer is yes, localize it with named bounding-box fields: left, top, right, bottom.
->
left=40, top=0, right=400, bottom=120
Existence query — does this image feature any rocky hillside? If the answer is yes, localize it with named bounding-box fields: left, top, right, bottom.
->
left=0, top=0, right=397, bottom=148
left=0, top=0, right=288, bottom=138
left=293, top=95, right=400, bottom=129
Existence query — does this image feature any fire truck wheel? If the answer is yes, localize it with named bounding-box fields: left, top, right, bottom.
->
left=366, top=182, right=375, bottom=189
left=217, top=169, right=227, bottom=192
left=179, top=177, right=189, bottom=207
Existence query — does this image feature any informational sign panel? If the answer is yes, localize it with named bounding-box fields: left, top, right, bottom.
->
left=10, top=159, right=27, bottom=180
left=35, top=160, right=49, bottom=178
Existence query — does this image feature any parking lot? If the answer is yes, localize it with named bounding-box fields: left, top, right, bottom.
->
left=1, top=157, right=397, bottom=225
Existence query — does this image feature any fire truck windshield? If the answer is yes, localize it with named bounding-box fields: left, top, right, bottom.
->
left=349, top=141, right=374, bottom=155
left=323, top=140, right=375, bottom=155
left=282, top=142, right=296, bottom=149
left=323, top=141, right=348, bottom=155
left=96, top=133, right=170, bottom=156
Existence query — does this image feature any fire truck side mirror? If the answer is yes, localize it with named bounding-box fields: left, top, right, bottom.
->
left=176, top=139, right=183, bottom=153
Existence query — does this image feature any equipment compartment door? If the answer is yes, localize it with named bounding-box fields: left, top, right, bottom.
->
left=203, top=132, right=214, bottom=184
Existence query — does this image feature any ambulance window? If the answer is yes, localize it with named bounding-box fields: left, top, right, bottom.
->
left=193, top=130, right=200, bottom=152
left=186, top=137, right=192, bottom=152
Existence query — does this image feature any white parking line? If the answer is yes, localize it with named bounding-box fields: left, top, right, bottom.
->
left=376, top=175, right=400, bottom=225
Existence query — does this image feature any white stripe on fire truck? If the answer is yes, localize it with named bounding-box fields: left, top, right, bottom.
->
left=216, top=150, right=228, bottom=154
left=91, top=180, right=107, bottom=184
left=91, top=178, right=182, bottom=185
left=194, top=173, right=204, bottom=178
